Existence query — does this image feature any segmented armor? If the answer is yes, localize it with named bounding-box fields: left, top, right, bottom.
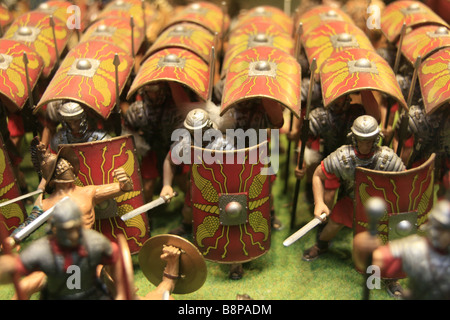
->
left=50, top=129, right=110, bottom=152
left=19, top=229, right=115, bottom=300
left=309, top=105, right=365, bottom=156
left=323, top=145, right=405, bottom=197
left=389, top=235, right=450, bottom=299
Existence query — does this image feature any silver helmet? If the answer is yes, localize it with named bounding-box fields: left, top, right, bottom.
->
left=58, top=102, right=88, bottom=136
left=348, top=115, right=383, bottom=147
left=49, top=197, right=83, bottom=247
left=183, top=108, right=216, bottom=134
left=425, top=199, right=450, bottom=251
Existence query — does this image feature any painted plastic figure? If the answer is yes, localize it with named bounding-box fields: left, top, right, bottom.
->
left=398, top=103, right=450, bottom=199
left=160, top=108, right=234, bottom=236
left=0, top=197, right=127, bottom=300
left=353, top=198, right=450, bottom=300
left=303, top=115, right=405, bottom=261
left=49, top=101, right=110, bottom=153
left=8, top=139, right=134, bottom=246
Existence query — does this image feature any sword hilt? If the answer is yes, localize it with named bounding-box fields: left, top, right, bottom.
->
left=162, top=191, right=178, bottom=203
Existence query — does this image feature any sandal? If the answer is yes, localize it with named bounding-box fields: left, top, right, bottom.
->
left=229, top=264, right=243, bottom=280
left=385, top=279, right=404, bottom=299
left=271, top=216, right=283, bottom=231
left=302, top=242, right=328, bottom=262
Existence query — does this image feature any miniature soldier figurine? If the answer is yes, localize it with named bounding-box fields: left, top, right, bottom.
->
left=160, top=108, right=235, bottom=236
left=291, top=96, right=366, bottom=204
left=142, top=245, right=182, bottom=300
left=353, top=198, right=450, bottom=300
left=303, top=115, right=406, bottom=261
left=0, top=197, right=127, bottom=300
left=8, top=140, right=134, bottom=246
left=49, top=101, right=110, bottom=153
left=398, top=103, right=450, bottom=199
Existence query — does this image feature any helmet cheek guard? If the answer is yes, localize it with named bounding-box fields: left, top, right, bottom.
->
left=347, top=115, right=384, bottom=148
left=58, top=102, right=88, bottom=136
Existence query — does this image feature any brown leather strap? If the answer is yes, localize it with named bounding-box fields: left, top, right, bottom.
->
left=163, top=272, right=180, bottom=280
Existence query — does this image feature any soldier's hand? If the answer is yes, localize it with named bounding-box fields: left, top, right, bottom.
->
left=313, top=202, right=330, bottom=222
left=286, top=129, right=300, bottom=142
left=294, top=165, right=307, bottom=180
left=161, top=245, right=181, bottom=281
left=160, top=185, right=175, bottom=202
left=0, top=254, right=18, bottom=284
left=0, top=237, right=19, bottom=253
left=114, top=168, right=133, bottom=192
left=161, top=245, right=181, bottom=262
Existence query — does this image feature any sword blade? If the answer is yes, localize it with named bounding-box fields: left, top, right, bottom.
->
left=0, top=189, right=43, bottom=208
left=283, top=213, right=326, bottom=247
left=13, top=196, right=69, bottom=242
left=120, top=192, right=178, bottom=221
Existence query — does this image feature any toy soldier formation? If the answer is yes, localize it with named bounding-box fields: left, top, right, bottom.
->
left=0, top=0, right=448, bottom=300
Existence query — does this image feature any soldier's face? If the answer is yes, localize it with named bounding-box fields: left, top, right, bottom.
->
left=56, top=225, right=81, bottom=248
left=66, top=119, right=82, bottom=136
left=143, top=85, right=165, bottom=106
left=356, top=138, right=375, bottom=155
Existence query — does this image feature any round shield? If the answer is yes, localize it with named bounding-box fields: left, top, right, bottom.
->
left=381, top=0, right=449, bottom=43
left=302, top=20, right=375, bottom=80
left=3, top=11, right=71, bottom=78
left=35, top=40, right=134, bottom=119
left=142, top=22, right=215, bottom=63
left=0, top=39, right=43, bottom=113
left=116, top=233, right=135, bottom=300
left=401, top=25, right=450, bottom=65
left=80, top=18, right=144, bottom=57
left=127, top=47, right=210, bottom=102
left=419, top=47, right=450, bottom=114
left=221, top=21, right=294, bottom=78
left=295, top=5, right=355, bottom=37
left=232, top=5, right=293, bottom=35
left=100, top=234, right=135, bottom=300
left=221, top=46, right=301, bottom=119
left=164, top=1, right=230, bottom=36
left=138, top=234, right=207, bottom=294
left=320, top=48, right=407, bottom=111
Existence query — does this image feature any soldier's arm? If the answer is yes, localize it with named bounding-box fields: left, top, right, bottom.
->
left=160, top=151, right=176, bottom=199
left=169, top=82, right=192, bottom=107
left=0, top=255, right=19, bottom=284
left=312, top=164, right=330, bottom=221
left=93, top=168, right=133, bottom=204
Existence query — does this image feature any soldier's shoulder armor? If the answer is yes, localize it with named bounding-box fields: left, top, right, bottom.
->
left=82, top=229, right=113, bottom=263
left=374, top=146, right=406, bottom=172
left=323, top=145, right=356, bottom=180
left=309, top=107, right=331, bottom=137
left=87, top=130, right=111, bottom=142
left=20, top=238, right=55, bottom=272
left=50, top=130, right=69, bottom=151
